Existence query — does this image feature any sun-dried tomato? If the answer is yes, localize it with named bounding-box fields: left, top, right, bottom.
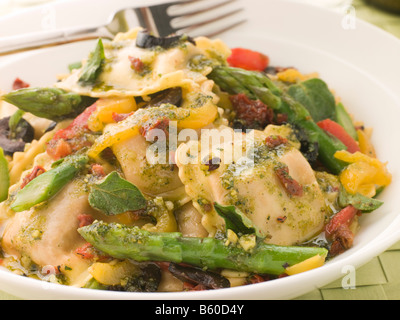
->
left=140, top=117, right=170, bottom=141
left=112, top=112, right=134, bottom=123
left=274, top=164, right=303, bottom=197
left=265, top=135, right=288, bottom=148
left=74, top=242, right=109, bottom=261
left=12, top=77, right=30, bottom=90
left=230, top=93, right=274, bottom=130
left=329, top=225, right=355, bottom=256
left=20, top=166, right=46, bottom=189
left=90, top=164, right=106, bottom=178
left=77, top=214, right=94, bottom=228
left=129, top=56, right=145, bottom=73
left=325, top=205, right=358, bottom=256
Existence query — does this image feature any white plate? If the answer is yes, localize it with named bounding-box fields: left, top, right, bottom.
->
left=0, top=0, right=400, bottom=300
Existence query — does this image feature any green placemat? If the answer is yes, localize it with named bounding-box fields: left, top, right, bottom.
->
left=0, top=0, right=399, bottom=301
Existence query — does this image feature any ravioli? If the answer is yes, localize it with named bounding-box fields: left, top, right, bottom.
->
left=175, top=126, right=328, bottom=245
left=56, top=29, right=231, bottom=99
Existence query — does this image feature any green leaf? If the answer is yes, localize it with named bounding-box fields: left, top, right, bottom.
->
left=89, top=172, right=147, bottom=216
left=79, top=39, right=105, bottom=85
left=68, top=61, right=82, bottom=72
left=287, top=78, right=337, bottom=122
left=214, top=202, right=264, bottom=237
left=338, top=185, right=383, bottom=213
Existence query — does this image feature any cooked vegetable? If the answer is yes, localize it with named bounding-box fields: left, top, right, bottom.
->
left=0, top=115, right=34, bottom=156
left=108, top=263, right=162, bottom=292
left=317, top=119, right=360, bottom=154
left=325, top=205, right=358, bottom=239
left=87, top=97, right=137, bottom=132
left=284, top=254, right=326, bottom=276
left=356, top=128, right=376, bottom=158
left=142, top=87, right=183, bottom=108
left=79, top=38, right=105, bottom=85
left=89, top=260, right=139, bottom=286
left=168, top=262, right=230, bottom=289
left=338, top=185, right=383, bottom=212
left=287, top=78, right=337, bottom=122
left=136, top=30, right=195, bottom=49
left=8, top=110, right=26, bottom=139
left=227, top=48, right=270, bottom=71
left=88, top=171, right=147, bottom=216
left=79, top=221, right=328, bottom=275
left=334, top=150, right=392, bottom=197
left=335, top=102, right=358, bottom=140
left=208, top=66, right=347, bottom=174
left=2, top=87, right=96, bottom=122
left=214, top=202, right=264, bottom=237
left=0, top=147, right=9, bottom=202
left=11, top=154, right=89, bottom=212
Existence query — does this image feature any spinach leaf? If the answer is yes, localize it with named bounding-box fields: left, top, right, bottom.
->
left=79, top=39, right=105, bottom=86
left=68, top=61, right=83, bottom=72
left=214, top=202, right=264, bottom=238
left=89, top=172, right=147, bottom=216
left=287, top=78, right=337, bottom=122
left=338, top=185, right=383, bottom=213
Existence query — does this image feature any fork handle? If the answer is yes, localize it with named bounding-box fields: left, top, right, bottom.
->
left=0, top=25, right=112, bottom=56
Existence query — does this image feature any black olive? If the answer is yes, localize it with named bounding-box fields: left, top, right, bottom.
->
left=144, top=87, right=183, bottom=108
left=44, top=121, right=57, bottom=133
left=136, top=30, right=195, bottom=49
left=0, top=116, right=34, bottom=156
left=168, top=263, right=230, bottom=290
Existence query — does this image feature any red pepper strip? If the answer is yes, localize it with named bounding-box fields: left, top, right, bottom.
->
left=227, top=48, right=270, bottom=71
left=317, top=119, right=360, bottom=153
left=325, top=205, right=359, bottom=239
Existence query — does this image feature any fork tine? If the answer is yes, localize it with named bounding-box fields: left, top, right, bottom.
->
left=201, top=18, right=247, bottom=38
left=168, top=0, right=239, bottom=18
left=176, top=7, right=245, bottom=33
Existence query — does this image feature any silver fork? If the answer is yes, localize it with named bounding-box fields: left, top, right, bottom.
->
left=0, top=0, right=246, bottom=56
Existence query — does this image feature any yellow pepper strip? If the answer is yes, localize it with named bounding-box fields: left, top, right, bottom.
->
left=357, top=129, right=376, bottom=158
left=285, top=254, right=327, bottom=276
left=89, top=260, right=139, bottom=286
left=334, top=150, right=392, bottom=196
left=88, top=102, right=218, bottom=158
left=88, top=97, right=138, bottom=132
left=276, top=68, right=318, bottom=83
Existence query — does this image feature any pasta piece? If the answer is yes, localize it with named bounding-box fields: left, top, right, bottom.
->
left=176, top=126, right=328, bottom=245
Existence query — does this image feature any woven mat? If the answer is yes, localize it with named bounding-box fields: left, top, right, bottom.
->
left=0, top=0, right=399, bottom=300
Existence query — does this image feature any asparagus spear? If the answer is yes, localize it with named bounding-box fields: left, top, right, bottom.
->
left=208, top=66, right=347, bottom=174
left=2, top=87, right=96, bottom=122
left=11, top=154, right=88, bottom=212
left=79, top=221, right=328, bottom=275
left=0, top=147, right=9, bottom=203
